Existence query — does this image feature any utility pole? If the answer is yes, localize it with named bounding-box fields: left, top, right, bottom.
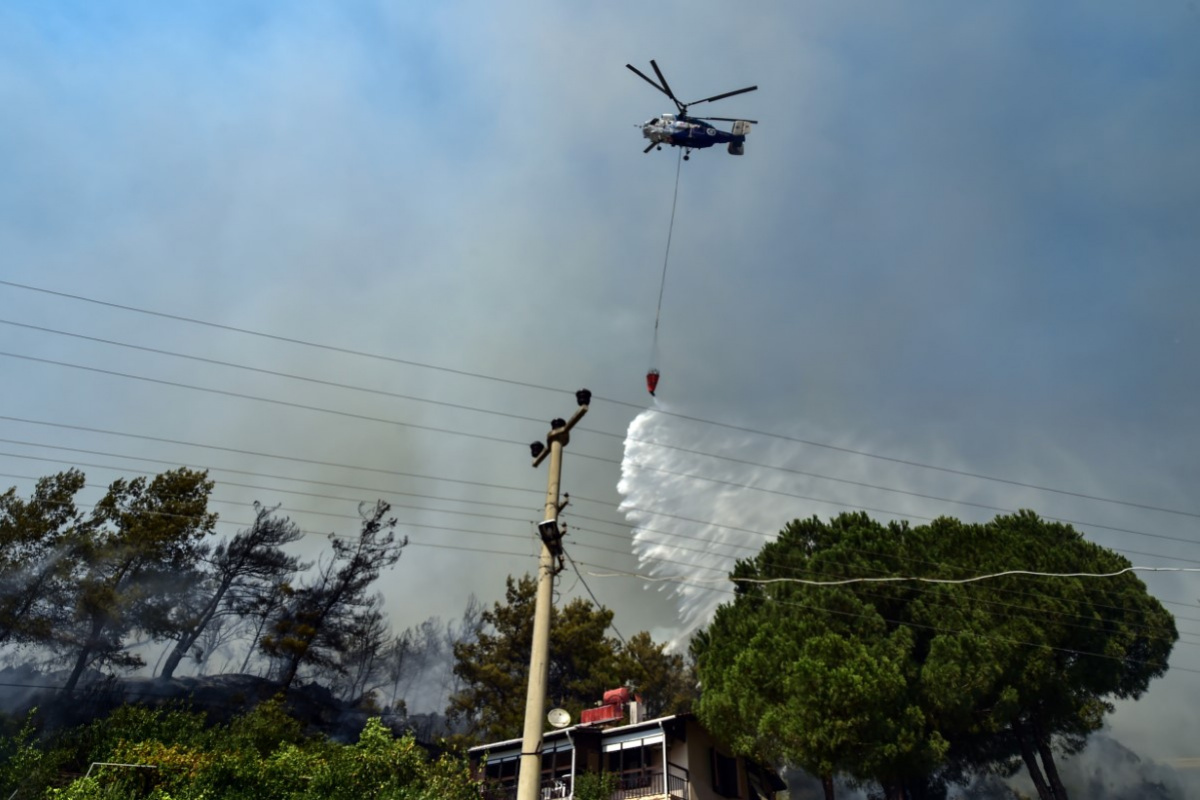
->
left=516, top=388, right=591, bottom=800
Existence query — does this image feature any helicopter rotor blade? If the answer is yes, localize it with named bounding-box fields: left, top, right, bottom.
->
left=650, top=60, right=678, bottom=104
left=690, top=116, right=760, bottom=124
left=688, top=85, right=758, bottom=106
left=626, top=64, right=670, bottom=97
left=648, top=60, right=686, bottom=113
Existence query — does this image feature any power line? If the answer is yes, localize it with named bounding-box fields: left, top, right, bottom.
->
left=564, top=525, right=1200, bottom=645
left=561, top=547, right=629, bottom=649
left=0, top=415, right=543, bottom=496
left=13, top=310, right=1195, bottom=531
left=0, top=362, right=1195, bottom=638
left=0, top=351, right=530, bottom=450
left=4, top=429, right=1197, bottom=625
left=731, top=566, right=1200, bottom=588
left=6, top=278, right=1196, bottom=520
left=614, top=465, right=1200, bottom=549
left=3, top=459, right=1195, bottom=651
left=4, top=437, right=1199, bottom=620
left=575, top=561, right=1200, bottom=677
left=0, top=318, right=551, bottom=429
left=0, top=448, right=544, bottom=518
left=0, top=464, right=538, bottom=538
left=10, top=315, right=1195, bottom=545
left=0, top=279, right=581, bottom=399
left=567, top=522, right=1200, bottom=635
left=8, top=385, right=1194, bottom=558
left=630, top=412, right=1200, bottom=520
left=6, top=466, right=1189, bottom=643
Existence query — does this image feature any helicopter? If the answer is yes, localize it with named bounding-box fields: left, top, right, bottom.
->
left=627, top=60, right=758, bottom=159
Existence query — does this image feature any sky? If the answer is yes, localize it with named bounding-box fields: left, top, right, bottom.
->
left=2, top=0, right=1199, bottom=774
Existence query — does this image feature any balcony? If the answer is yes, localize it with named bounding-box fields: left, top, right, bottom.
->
left=480, top=775, right=572, bottom=800
left=479, top=764, right=689, bottom=800
left=612, top=767, right=689, bottom=799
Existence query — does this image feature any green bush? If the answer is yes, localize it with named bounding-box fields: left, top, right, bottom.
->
left=572, top=771, right=619, bottom=800
left=33, top=702, right=481, bottom=800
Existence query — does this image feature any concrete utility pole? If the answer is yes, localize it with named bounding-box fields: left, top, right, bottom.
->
left=516, top=388, right=591, bottom=800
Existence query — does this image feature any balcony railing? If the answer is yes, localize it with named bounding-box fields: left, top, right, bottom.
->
left=611, top=763, right=689, bottom=799
left=480, top=775, right=572, bottom=800
left=479, top=765, right=689, bottom=800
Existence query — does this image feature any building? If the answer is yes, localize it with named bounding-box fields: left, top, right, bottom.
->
left=470, top=690, right=785, bottom=800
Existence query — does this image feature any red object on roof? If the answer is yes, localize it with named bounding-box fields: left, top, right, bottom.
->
left=581, top=703, right=624, bottom=725
left=646, top=369, right=660, bottom=396
left=603, top=687, right=631, bottom=705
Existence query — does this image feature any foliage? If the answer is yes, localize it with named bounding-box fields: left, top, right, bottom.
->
left=157, top=502, right=306, bottom=679
left=12, top=698, right=479, bottom=800
left=448, top=574, right=695, bottom=742
left=572, top=770, right=620, bottom=800
left=693, top=511, right=1177, bottom=799
left=261, top=501, right=406, bottom=690
left=59, top=468, right=218, bottom=693
left=327, top=593, right=391, bottom=700
left=616, top=630, right=696, bottom=719
left=0, top=710, right=68, bottom=800
left=0, top=470, right=86, bottom=648
left=0, top=469, right=452, bottom=724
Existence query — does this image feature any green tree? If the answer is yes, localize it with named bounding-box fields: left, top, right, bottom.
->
left=615, top=631, right=695, bottom=719
left=448, top=574, right=694, bottom=742
left=924, top=512, right=1176, bottom=800
left=0, top=470, right=87, bottom=649
left=59, top=469, right=217, bottom=694
left=693, top=511, right=1176, bottom=800
left=694, top=514, right=946, bottom=800
left=261, top=500, right=406, bottom=690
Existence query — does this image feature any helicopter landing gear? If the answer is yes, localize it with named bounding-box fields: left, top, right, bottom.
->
left=683, top=148, right=691, bottom=161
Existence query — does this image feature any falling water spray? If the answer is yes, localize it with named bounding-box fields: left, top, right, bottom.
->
left=616, top=405, right=988, bottom=639
left=618, top=406, right=762, bottom=633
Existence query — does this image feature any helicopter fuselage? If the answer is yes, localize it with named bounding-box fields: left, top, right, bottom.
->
left=641, top=113, right=750, bottom=155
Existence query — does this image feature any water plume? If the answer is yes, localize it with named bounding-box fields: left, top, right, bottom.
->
left=616, top=400, right=1047, bottom=638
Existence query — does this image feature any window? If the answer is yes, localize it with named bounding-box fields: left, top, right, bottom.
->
left=711, top=748, right=740, bottom=798
left=747, top=766, right=768, bottom=800
left=541, top=746, right=572, bottom=784
left=483, top=756, right=520, bottom=797
left=604, top=739, right=665, bottom=792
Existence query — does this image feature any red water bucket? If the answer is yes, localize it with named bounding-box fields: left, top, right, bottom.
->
left=646, top=369, right=660, bottom=396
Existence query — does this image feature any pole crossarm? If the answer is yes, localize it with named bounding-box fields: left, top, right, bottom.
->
left=532, top=404, right=589, bottom=468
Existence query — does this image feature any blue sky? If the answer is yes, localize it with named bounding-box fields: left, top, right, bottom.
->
left=2, top=0, right=1200, bottom=768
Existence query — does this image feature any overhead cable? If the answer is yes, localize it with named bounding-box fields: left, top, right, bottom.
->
left=574, top=561, right=1200, bottom=676
left=4, top=278, right=1197, bottom=519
